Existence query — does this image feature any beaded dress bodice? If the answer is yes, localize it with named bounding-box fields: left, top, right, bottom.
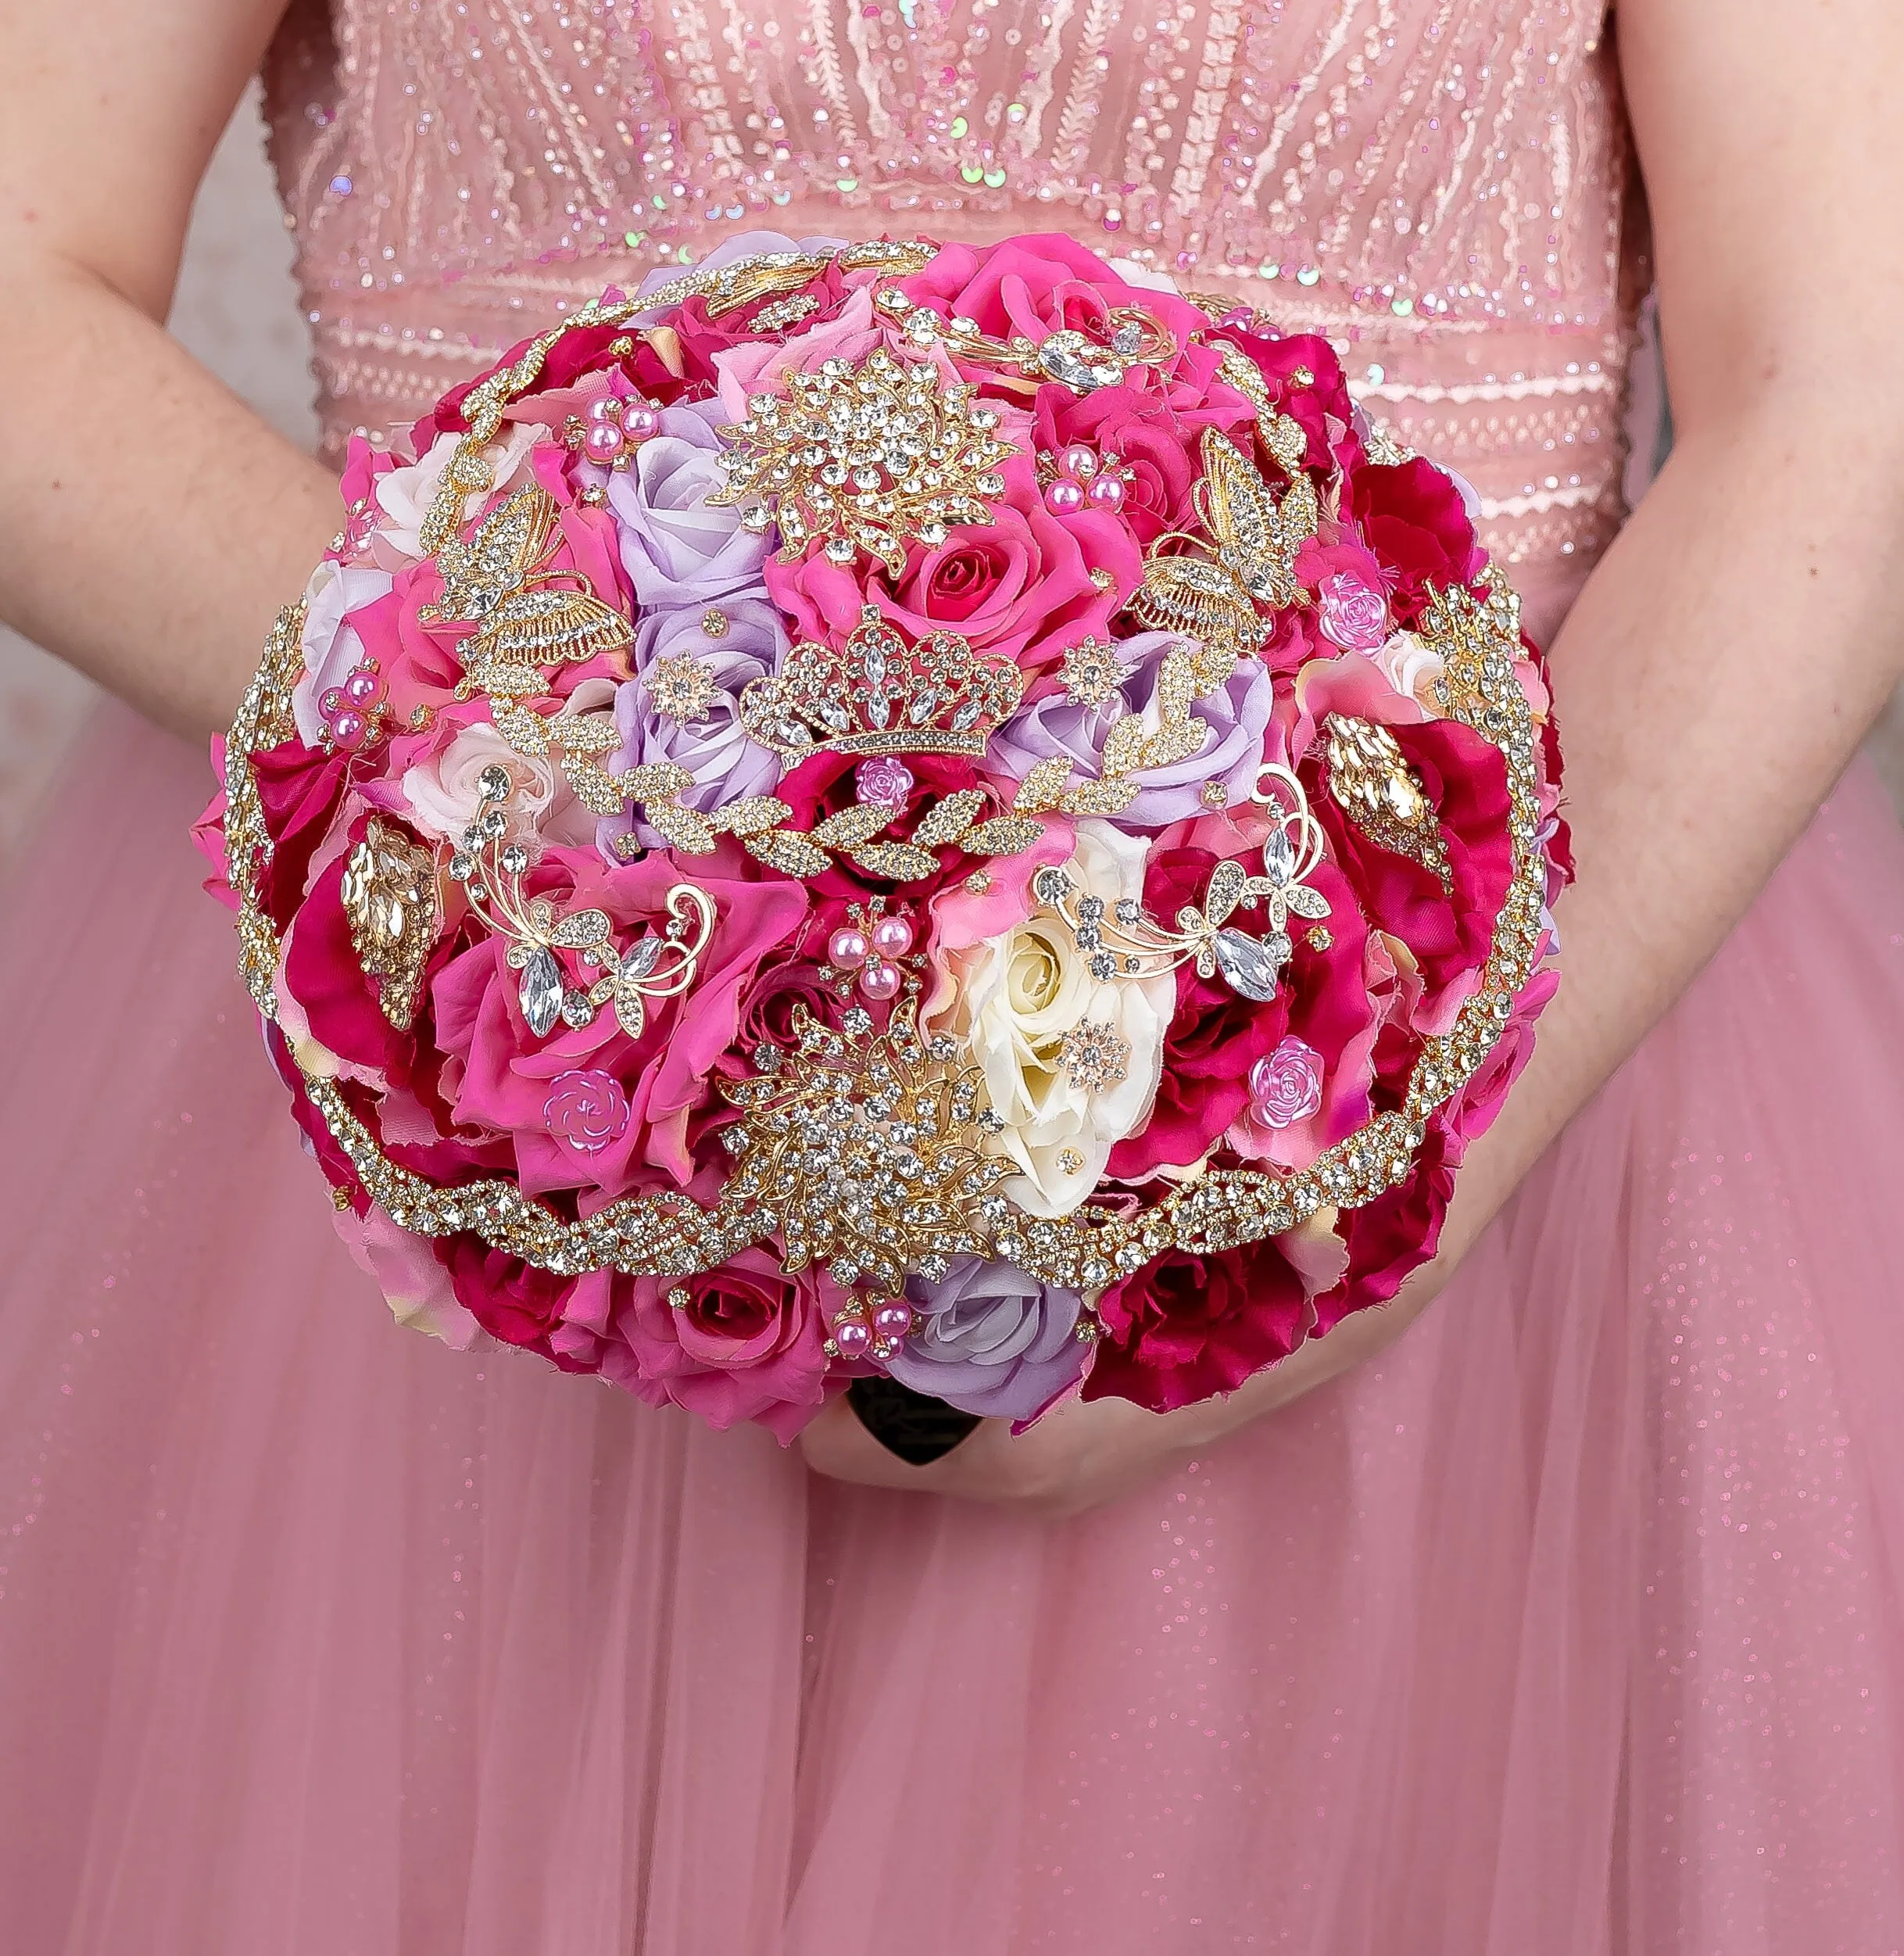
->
left=264, top=0, right=1636, bottom=628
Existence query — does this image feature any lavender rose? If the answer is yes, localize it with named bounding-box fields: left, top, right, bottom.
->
left=989, top=630, right=1277, bottom=829
left=606, top=399, right=772, bottom=608
left=599, top=596, right=787, bottom=859
left=891, top=1257, right=1089, bottom=1424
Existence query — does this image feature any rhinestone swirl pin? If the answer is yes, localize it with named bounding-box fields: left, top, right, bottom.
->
left=1033, top=763, right=1333, bottom=1004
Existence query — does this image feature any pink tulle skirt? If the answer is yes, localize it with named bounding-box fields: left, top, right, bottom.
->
left=3, top=700, right=1902, bottom=1955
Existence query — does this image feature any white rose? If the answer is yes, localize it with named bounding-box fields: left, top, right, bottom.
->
left=401, top=724, right=557, bottom=844
left=372, top=421, right=542, bottom=563
left=943, top=821, right=1175, bottom=1219
left=1375, top=629, right=1447, bottom=714
left=403, top=679, right=621, bottom=850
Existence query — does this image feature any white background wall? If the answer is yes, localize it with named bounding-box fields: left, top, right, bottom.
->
left=2, top=90, right=1900, bottom=853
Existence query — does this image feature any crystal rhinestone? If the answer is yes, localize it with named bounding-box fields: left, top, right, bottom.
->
left=1212, top=928, right=1287, bottom=1001
left=499, top=844, right=529, bottom=876
left=842, top=1007, right=874, bottom=1037
left=477, top=765, right=514, bottom=802
left=519, top=945, right=565, bottom=1038
left=448, top=851, right=474, bottom=882
left=560, top=991, right=596, bottom=1029
left=824, top=536, right=857, bottom=563
left=479, top=807, right=510, bottom=840
left=1033, top=865, right=1072, bottom=905
left=751, top=1043, right=782, bottom=1071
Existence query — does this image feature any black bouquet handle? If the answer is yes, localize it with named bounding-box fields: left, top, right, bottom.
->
left=846, top=1377, right=983, bottom=1465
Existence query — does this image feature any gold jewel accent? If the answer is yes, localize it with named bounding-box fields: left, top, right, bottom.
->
left=739, top=604, right=1022, bottom=761
left=648, top=654, right=721, bottom=724
left=1058, top=634, right=1132, bottom=708
left=1056, top=1148, right=1086, bottom=1176
left=709, top=346, right=1018, bottom=575
left=1132, top=425, right=1318, bottom=659
left=1200, top=780, right=1230, bottom=808
left=699, top=607, right=731, bottom=639
left=222, top=249, right=1552, bottom=1308
left=1307, top=926, right=1334, bottom=952
left=1323, top=714, right=1452, bottom=890
left=339, top=819, right=439, bottom=1030
left=750, top=292, right=822, bottom=333
left=1089, top=566, right=1116, bottom=591
left=424, top=482, right=632, bottom=684
left=1058, top=1020, right=1132, bottom=1094
left=718, top=1000, right=1012, bottom=1293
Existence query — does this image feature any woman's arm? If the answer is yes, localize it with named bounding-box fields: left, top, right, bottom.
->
left=0, top=0, right=338, bottom=743
left=801, top=0, right=1904, bottom=1510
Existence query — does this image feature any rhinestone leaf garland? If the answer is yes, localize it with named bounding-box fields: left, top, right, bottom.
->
left=709, top=346, right=1018, bottom=575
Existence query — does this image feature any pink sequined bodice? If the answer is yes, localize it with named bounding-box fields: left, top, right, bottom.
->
left=265, top=0, right=1635, bottom=626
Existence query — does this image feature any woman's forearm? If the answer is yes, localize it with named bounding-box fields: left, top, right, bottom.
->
left=0, top=250, right=338, bottom=743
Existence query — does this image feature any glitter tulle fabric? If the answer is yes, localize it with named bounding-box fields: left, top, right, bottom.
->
left=5, top=4, right=1904, bottom=1950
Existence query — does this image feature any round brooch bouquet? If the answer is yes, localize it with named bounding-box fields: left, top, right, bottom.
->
left=201, top=232, right=1567, bottom=1439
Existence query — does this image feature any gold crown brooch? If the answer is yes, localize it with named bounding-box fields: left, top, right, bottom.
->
left=739, top=605, right=1024, bottom=761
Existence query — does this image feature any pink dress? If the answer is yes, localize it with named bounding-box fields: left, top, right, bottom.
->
left=5, top=4, right=1904, bottom=1949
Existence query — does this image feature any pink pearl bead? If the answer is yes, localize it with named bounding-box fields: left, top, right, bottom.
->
left=1060, top=442, right=1099, bottom=481
left=871, top=1302, right=913, bottom=1338
left=857, top=962, right=901, bottom=1001
left=832, top=1317, right=873, bottom=1359
left=829, top=926, right=869, bottom=969
left=329, top=710, right=367, bottom=751
left=343, top=667, right=383, bottom=708
left=622, top=404, right=660, bottom=441
left=586, top=394, right=623, bottom=423
left=1043, top=477, right=1086, bottom=515
left=1088, top=472, right=1127, bottom=510
left=318, top=686, right=345, bottom=717
left=583, top=420, right=627, bottom=464
left=871, top=915, right=914, bottom=958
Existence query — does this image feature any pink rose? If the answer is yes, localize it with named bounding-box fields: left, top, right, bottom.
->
left=1315, top=571, right=1391, bottom=653
left=1248, top=1037, right=1325, bottom=1129
left=566, top=1251, right=842, bottom=1442
left=766, top=493, right=1139, bottom=679
left=543, top=1069, right=632, bottom=1154
left=429, top=846, right=809, bottom=1197
left=895, top=233, right=1211, bottom=356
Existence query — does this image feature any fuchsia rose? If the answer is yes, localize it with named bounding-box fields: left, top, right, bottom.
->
left=1351, top=454, right=1487, bottom=615
left=563, top=1251, right=839, bottom=1442
left=1209, top=327, right=1358, bottom=476
left=1031, top=379, right=1256, bottom=546
left=1086, top=1240, right=1310, bottom=1414
left=1107, top=840, right=1375, bottom=1180
left=895, top=232, right=1211, bottom=360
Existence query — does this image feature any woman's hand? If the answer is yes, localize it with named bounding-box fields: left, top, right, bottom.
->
left=805, top=0, right=1904, bottom=1512
left=800, top=1283, right=1434, bottom=1515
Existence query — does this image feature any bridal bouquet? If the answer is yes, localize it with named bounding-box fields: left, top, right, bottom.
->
left=201, top=232, right=1567, bottom=1438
